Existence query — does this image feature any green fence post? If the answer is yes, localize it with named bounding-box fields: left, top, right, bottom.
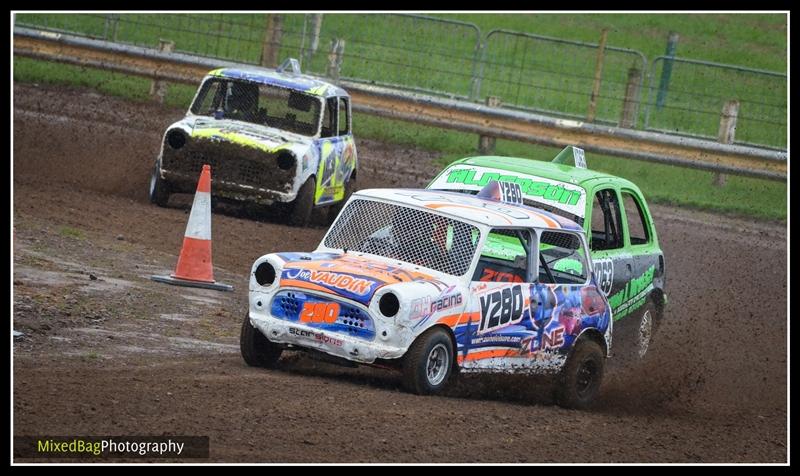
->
left=656, top=31, right=679, bottom=110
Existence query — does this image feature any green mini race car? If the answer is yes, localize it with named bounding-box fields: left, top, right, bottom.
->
left=427, top=146, right=666, bottom=361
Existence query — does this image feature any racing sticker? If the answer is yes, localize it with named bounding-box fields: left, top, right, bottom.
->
left=478, top=285, right=525, bottom=334
left=299, top=302, right=341, bottom=324
left=283, top=268, right=375, bottom=296
left=428, top=165, right=587, bottom=218
left=607, top=265, right=655, bottom=320
left=288, top=327, right=343, bottom=347
left=593, top=258, right=614, bottom=296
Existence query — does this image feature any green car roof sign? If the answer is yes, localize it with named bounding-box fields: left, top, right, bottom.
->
left=428, top=164, right=587, bottom=218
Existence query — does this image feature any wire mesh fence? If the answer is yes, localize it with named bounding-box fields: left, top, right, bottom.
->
left=15, top=13, right=277, bottom=63
left=478, top=30, right=647, bottom=127
left=14, top=13, right=787, bottom=149
left=297, top=14, right=482, bottom=100
left=642, top=57, right=787, bottom=149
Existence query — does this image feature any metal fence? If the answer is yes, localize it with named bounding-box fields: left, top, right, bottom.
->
left=478, top=30, right=647, bottom=127
left=642, top=57, right=787, bottom=149
left=14, top=13, right=787, bottom=149
left=298, top=14, right=482, bottom=100
left=14, top=13, right=276, bottom=63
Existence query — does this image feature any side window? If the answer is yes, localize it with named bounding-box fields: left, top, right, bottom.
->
left=538, top=231, right=588, bottom=284
left=472, top=229, right=532, bottom=283
left=590, top=189, right=624, bottom=250
left=622, top=192, right=650, bottom=245
left=338, top=98, right=350, bottom=135
left=321, top=97, right=338, bottom=138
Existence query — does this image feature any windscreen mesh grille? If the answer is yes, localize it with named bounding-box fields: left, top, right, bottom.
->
left=324, top=199, right=479, bottom=276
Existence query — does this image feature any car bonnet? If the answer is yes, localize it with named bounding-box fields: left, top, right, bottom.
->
left=275, top=252, right=438, bottom=306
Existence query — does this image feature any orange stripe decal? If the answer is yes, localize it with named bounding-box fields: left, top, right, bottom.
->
left=525, top=210, right=559, bottom=228
left=437, top=311, right=479, bottom=328
left=279, top=279, right=333, bottom=294
left=458, top=348, right=518, bottom=363
left=425, top=203, right=513, bottom=225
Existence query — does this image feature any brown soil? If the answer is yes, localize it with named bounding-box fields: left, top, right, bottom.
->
left=12, top=83, right=787, bottom=463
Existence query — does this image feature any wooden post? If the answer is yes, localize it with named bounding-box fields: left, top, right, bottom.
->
left=586, top=28, right=608, bottom=123
left=619, top=66, right=642, bottom=128
left=327, top=39, right=345, bottom=81
left=309, top=14, right=323, bottom=54
left=714, top=100, right=739, bottom=186
left=149, top=39, right=174, bottom=104
left=478, top=96, right=502, bottom=154
left=302, top=14, right=324, bottom=68
left=260, top=14, right=284, bottom=68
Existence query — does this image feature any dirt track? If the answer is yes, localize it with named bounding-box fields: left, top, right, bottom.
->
left=12, top=83, right=787, bottom=463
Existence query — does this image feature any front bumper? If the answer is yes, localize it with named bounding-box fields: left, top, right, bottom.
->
left=162, top=169, right=296, bottom=204
left=249, top=312, right=408, bottom=365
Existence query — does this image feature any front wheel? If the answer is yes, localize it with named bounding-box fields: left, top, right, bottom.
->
left=240, top=314, right=282, bottom=368
left=286, top=177, right=316, bottom=227
left=402, top=327, right=454, bottom=395
left=149, top=162, right=171, bottom=207
left=555, top=339, right=605, bottom=409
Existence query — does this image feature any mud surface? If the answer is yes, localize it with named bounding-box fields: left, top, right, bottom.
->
left=12, top=83, right=787, bottom=463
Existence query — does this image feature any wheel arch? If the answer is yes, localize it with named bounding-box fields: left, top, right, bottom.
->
left=573, top=328, right=609, bottom=358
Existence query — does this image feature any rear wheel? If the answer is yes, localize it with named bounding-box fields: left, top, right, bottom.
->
left=555, top=339, right=605, bottom=409
left=149, top=162, right=171, bottom=207
left=402, top=327, right=454, bottom=395
left=240, top=314, right=282, bottom=368
left=286, top=177, right=316, bottom=227
left=635, top=303, right=656, bottom=360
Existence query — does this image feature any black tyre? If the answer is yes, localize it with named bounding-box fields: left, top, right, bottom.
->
left=148, top=162, right=171, bottom=207
left=402, top=327, right=454, bottom=395
left=240, top=314, right=282, bottom=368
left=326, top=177, right=357, bottom=225
left=286, top=177, right=316, bottom=227
left=555, top=339, right=605, bottom=410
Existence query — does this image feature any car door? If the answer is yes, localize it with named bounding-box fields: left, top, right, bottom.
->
left=531, top=230, right=607, bottom=359
left=315, top=96, right=353, bottom=206
left=458, top=228, right=535, bottom=371
left=587, top=185, right=636, bottom=321
left=458, top=227, right=599, bottom=371
left=618, top=188, right=661, bottom=320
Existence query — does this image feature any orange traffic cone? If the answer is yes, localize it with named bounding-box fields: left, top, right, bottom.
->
left=151, top=164, right=233, bottom=292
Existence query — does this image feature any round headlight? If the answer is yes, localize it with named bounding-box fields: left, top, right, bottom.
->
left=276, top=151, right=296, bottom=171
left=378, top=292, right=400, bottom=318
left=254, top=262, right=276, bottom=286
left=166, top=130, right=186, bottom=150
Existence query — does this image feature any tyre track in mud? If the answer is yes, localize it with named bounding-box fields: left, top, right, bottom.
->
left=13, top=83, right=787, bottom=462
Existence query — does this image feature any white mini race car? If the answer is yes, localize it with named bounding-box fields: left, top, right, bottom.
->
left=242, top=182, right=613, bottom=408
left=149, top=59, right=357, bottom=226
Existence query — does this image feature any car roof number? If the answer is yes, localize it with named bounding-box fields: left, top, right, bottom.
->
left=498, top=181, right=523, bottom=205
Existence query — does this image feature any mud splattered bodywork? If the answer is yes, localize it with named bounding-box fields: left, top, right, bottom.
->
left=246, top=188, right=612, bottom=380
left=428, top=147, right=666, bottom=359
left=152, top=62, right=357, bottom=210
